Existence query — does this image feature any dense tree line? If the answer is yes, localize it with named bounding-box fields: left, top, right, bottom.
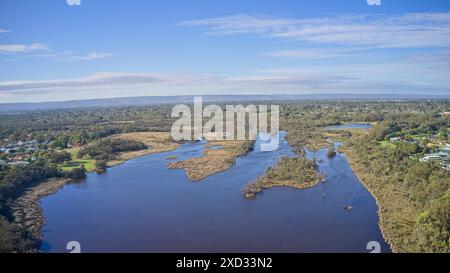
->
left=0, top=215, right=37, bottom=253
left=82, top=139, right=148, bottom=161
left=0, top=105, right=176, bottom=146
left=0, top=163, right=62, bottom=219
left=0, top=162, right=63, bottom=252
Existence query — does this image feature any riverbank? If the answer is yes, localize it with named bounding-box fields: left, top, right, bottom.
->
left=339, top=145, right=417, bottom=253
left=282, top=124, right=401, bottom=252
left=10, top=178, right=71, bottom=242
left=8, top=132, right=180, bottom=249
left=169, top=140, right=254, bottom=181
left=322, top=126, right=400, bottom=252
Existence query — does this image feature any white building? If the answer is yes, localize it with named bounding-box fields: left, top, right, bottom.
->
left=8, top=161, right=29, bottom=166
left=390, top=137, right=400, bottom=143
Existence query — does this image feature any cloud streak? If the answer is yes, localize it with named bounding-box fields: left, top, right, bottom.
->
left=0, top=70, right=448, bottom=102
left=0, top=43, right=50, bottom=53
left=262, top=48, right=359, bottom=60
left=0, top=28, right=111, bottom=61
left=180, top=12, right=450, bottom=48
left=0, top=72, right=165, bottom=92
left=36, top=50, right=113, bottom=61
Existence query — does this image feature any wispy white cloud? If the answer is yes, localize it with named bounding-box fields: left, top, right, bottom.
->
left=65, top=52, right=112, bottom=61
left=0, top=28, right=111, bottom=61
left=37, top=51, right=113, bottom=61
left=0, top=43, right=50, bottom=53
left=0, top=69, right=448, bottom=103
left=0, top=44, right=112, bottom=61
left=180, top=12, right=450, bottom=48
left=404, top=50, right=450, bottom=69
left=0, top=71, right=348, bottom=94
left=0, top=72, right=165, bottom=92
left=178, top=14, right=294, bottom=36
left=262, top=48, right=359, bottom=60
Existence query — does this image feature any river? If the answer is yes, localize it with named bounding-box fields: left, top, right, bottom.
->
left=41, top=126, right=391, bottom=253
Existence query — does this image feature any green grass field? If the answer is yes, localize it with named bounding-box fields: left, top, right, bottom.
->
left=59, top=147, right=96, bottom=172
left=379, top=140, right=396, bottom=148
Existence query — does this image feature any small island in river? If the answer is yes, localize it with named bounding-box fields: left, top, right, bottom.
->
left=244, top=156, right=326, bottom=198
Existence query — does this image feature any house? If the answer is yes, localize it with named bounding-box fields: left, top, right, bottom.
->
left=420, top=155, right=442, bottom=162
left=0, top=159, right=6, bottom=166
left=8, top=161, right=29, bottom=166
left=390, top=137, right=400, bottom=143
left=68, top=143, right=83, bottom=148
left=420, top=152, right=448, bottom=162
left=404, top=139, right=419, bottom=144
left=444, top=162, right=450, bottom=171
left=442, top=144, right=450, bottom=153
left=12, top=154, right=30, bottom=161
left=389, top=137, right=419, bottom=144
left=420, top=149, right=450, bottom=172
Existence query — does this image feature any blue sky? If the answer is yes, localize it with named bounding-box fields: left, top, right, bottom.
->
left=0, top=0, right=449, bottom=102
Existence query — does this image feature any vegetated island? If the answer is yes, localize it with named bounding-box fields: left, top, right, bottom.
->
left=244, top=157, right=326, bottom=198
left=169, top=140, right=254, bottom=181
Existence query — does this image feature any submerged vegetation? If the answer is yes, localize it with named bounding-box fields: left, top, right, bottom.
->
left=327, top=148, right=337, bottom=158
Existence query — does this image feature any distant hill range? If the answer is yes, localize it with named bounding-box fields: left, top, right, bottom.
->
left=1, top=94, right=449, bottom=112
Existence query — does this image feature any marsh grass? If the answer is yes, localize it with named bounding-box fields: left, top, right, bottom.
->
left=169, top=140, right=254, bottom=181
left=244, top=157, right=325, bottom=198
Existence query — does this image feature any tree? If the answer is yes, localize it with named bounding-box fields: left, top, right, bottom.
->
left=69, top=134, right=81, bottom=146
left=95, top=160, right=108, bottom=173
left=370, top=121, right=400, bottom=141
left=48, top=151, right=71, bottom=164
left=416, top=189, right=450, bottom=252
left=65, top=167, right=86, bottom=179
left=327, top=148, right=337, bottom=158
left=51, top=135, right=69, bottom=149
left=0, top=216, right=37, bottom=253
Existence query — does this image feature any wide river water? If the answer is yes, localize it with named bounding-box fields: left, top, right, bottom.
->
left=41, top=126, right=391, bottom=253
